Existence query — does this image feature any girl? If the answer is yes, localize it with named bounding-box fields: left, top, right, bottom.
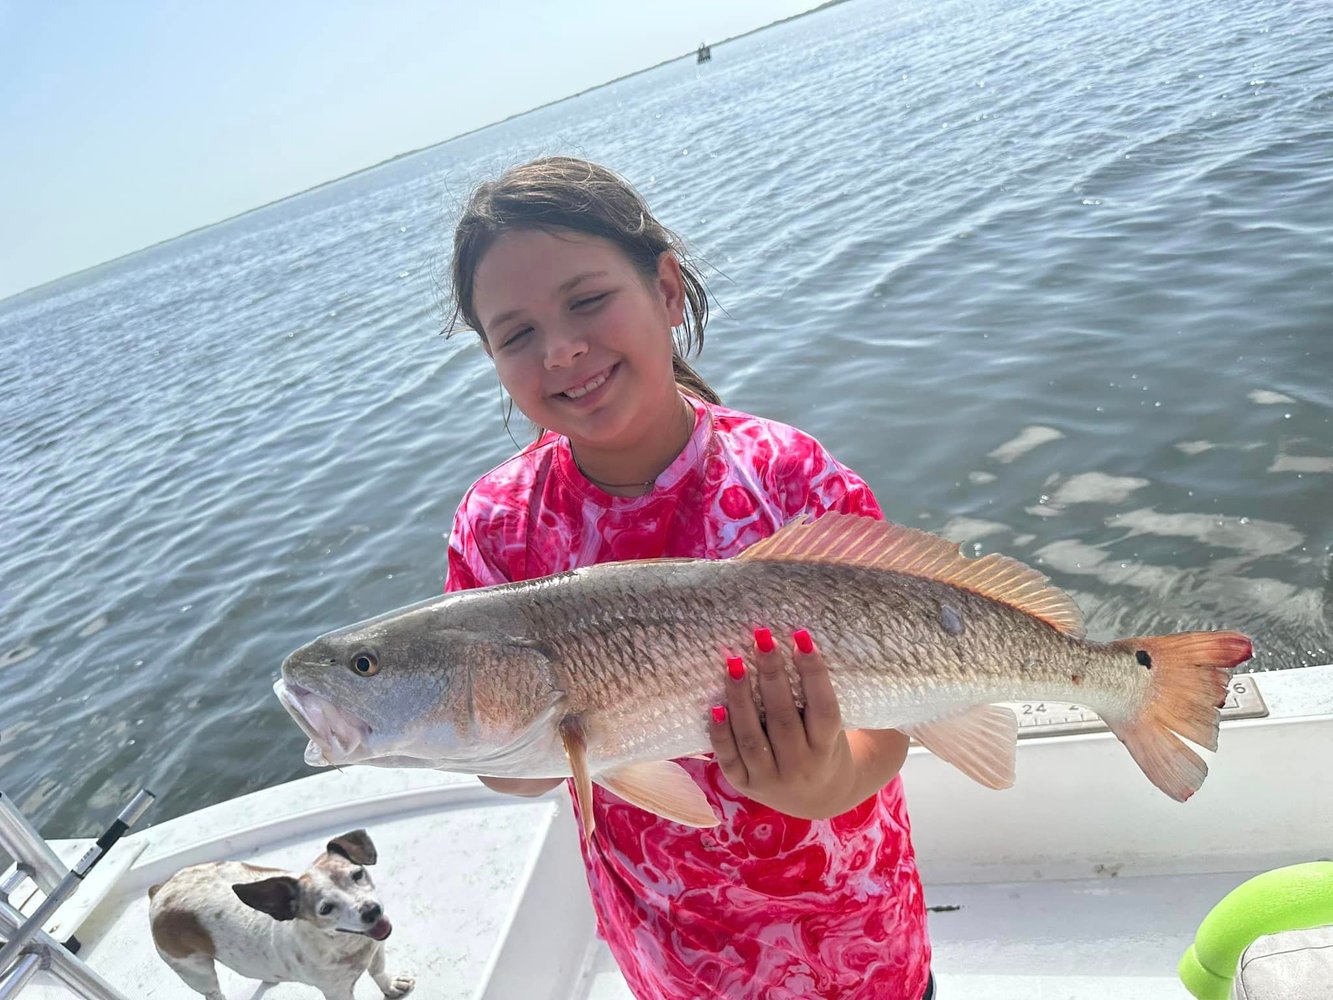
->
left=444, top=157, right=933, bottom=1000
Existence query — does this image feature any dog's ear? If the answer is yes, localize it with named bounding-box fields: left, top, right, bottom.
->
left=326, top=829, right=377, bottom=865
left=233, top=876, right=300, bottom=921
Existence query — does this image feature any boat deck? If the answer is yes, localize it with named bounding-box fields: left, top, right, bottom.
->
left=10, top=664, right=1333, bottom=999
left=27, top=786, right=1249, bottom=1000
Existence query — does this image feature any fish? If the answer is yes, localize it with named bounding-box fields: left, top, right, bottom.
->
left=275, top=512, right=1253, bottom=835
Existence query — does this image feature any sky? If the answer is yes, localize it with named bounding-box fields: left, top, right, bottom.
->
left=0, top=0, right=827, bottom=302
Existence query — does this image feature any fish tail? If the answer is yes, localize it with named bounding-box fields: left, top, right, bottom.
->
left=1104, top=631, right=1252, bottom=802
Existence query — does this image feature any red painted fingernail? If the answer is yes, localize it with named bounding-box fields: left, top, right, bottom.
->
left=726, top=656, right=746, bottom=681
left=793, top=628, right=814, bottom=655
left=754, top=627, right=775, bottom=653
left=711, top=705, right=727, bottom=725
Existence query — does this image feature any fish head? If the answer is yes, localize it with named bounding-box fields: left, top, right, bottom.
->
left=275, top=597, right=558, bottom=771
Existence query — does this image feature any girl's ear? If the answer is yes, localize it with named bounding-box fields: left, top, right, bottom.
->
left=655, top=251, right=687, bottom=327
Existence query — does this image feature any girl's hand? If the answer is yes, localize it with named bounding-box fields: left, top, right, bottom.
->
left=708, top=627, right=907, bottom=819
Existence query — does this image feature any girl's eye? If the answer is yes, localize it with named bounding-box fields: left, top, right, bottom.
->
left=501, top=327, right=532, bottom=349
left=352, top=868, right=365, bottom=881
left=572, top=293, right=607, bottom=311
left=319, top=902, right=335, bottom=916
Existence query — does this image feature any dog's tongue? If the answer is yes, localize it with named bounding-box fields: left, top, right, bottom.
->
left=368, top=917, right=392, bottom=941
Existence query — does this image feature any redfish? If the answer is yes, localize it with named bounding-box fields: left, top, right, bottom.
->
left=275, top=513, right=1252, bottom=834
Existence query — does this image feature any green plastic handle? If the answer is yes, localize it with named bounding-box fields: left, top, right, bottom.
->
left=1179, top=861, right=1333, bottom=999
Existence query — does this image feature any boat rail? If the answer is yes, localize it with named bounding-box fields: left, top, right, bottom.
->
left=0, top=789, right=153, bottom=999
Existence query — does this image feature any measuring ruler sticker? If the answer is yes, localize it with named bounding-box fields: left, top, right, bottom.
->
left=1007, top=674, right=1268, bottom=740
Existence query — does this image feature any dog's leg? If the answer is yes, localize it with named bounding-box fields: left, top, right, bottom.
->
left=160, top=953, right=226, bottom=1000
left=368, top=942, right=415, bottom=998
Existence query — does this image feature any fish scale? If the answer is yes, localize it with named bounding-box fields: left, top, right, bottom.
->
left=501, top=559, right=1120, bottom=758
left=276, top=513, right=1252, bottom=831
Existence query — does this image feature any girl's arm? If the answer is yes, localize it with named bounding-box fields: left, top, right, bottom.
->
left=840, top=728, right=911, bottom=813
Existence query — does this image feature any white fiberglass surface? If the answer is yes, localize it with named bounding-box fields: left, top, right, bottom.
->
left=70, top=801, right=555, bottom=999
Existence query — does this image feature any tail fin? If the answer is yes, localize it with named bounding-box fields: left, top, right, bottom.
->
left=1105, top=631, right=1252, bottom=802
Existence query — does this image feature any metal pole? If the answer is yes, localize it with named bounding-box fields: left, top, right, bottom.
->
left=0, top=789, right=153, bottom=978
left=41, top=952, right=133, bottom=1000
left=0, top=794, right=67, bottom=896
left=0, top=953, right=42, bottom=999
left=0, top=872, right=28, bottom=902
left=0, top=900, right=131, bottom=1000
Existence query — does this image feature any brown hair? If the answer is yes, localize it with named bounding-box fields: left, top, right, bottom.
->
left=447, top=156, right=720, bottom=404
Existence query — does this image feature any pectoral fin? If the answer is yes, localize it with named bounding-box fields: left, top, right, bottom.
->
left=558, top=715, right=597, bottom=837
left=904, top=705, right=1018, bottom=789
left=596, top=761, right=720, bottom=828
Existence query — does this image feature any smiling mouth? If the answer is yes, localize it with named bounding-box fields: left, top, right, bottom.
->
left=558, top=364, right=615, bottom=400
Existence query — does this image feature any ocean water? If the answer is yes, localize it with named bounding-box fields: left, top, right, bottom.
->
left=2, top=0, right=1330, bottom=837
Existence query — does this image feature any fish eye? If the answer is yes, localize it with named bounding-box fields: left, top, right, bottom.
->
left=351, top=650, right=379, bottom=676
left=351, top=868, right=365, bottom=881
left=319, top=902, right=335, bottom=916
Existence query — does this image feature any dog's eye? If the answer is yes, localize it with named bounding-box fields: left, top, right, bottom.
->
left=319, top=902, right=335, bottom=916
left=350, top=650, right=379, bottom=676
left=352, top=868, right=365, bottom=881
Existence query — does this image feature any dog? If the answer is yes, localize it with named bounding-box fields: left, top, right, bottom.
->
left=148, top=829, right=414, bottom=1000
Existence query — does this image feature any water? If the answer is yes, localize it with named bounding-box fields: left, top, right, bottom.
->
left=2, top=0, right=1330, bottom=837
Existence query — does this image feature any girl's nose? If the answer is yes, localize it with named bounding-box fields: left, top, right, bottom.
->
left=543, top=328, right=588, bottom=369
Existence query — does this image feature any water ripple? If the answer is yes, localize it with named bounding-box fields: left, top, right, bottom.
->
left=1, top=0, right=1329, bottom=836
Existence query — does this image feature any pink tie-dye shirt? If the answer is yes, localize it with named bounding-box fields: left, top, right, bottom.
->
left=445, top=397, right=931, bottom=1000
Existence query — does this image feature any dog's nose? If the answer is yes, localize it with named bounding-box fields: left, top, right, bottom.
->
left=361, top=903, right=382, bottom=925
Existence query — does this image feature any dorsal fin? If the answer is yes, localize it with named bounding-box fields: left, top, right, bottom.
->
left=738, top=513, right=1084, bottom=637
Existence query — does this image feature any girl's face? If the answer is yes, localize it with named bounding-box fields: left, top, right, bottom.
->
left=471, top=228, right=686, bottom=451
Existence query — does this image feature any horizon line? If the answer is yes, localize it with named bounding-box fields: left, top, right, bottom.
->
left=2, top=0, right=850, bottom=307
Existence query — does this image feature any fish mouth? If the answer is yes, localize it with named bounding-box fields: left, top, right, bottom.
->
left=273, top=679, right=372, bottom=767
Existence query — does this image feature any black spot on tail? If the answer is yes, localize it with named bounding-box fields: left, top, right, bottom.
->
left=1135, top=649, right=1153, bottom=669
